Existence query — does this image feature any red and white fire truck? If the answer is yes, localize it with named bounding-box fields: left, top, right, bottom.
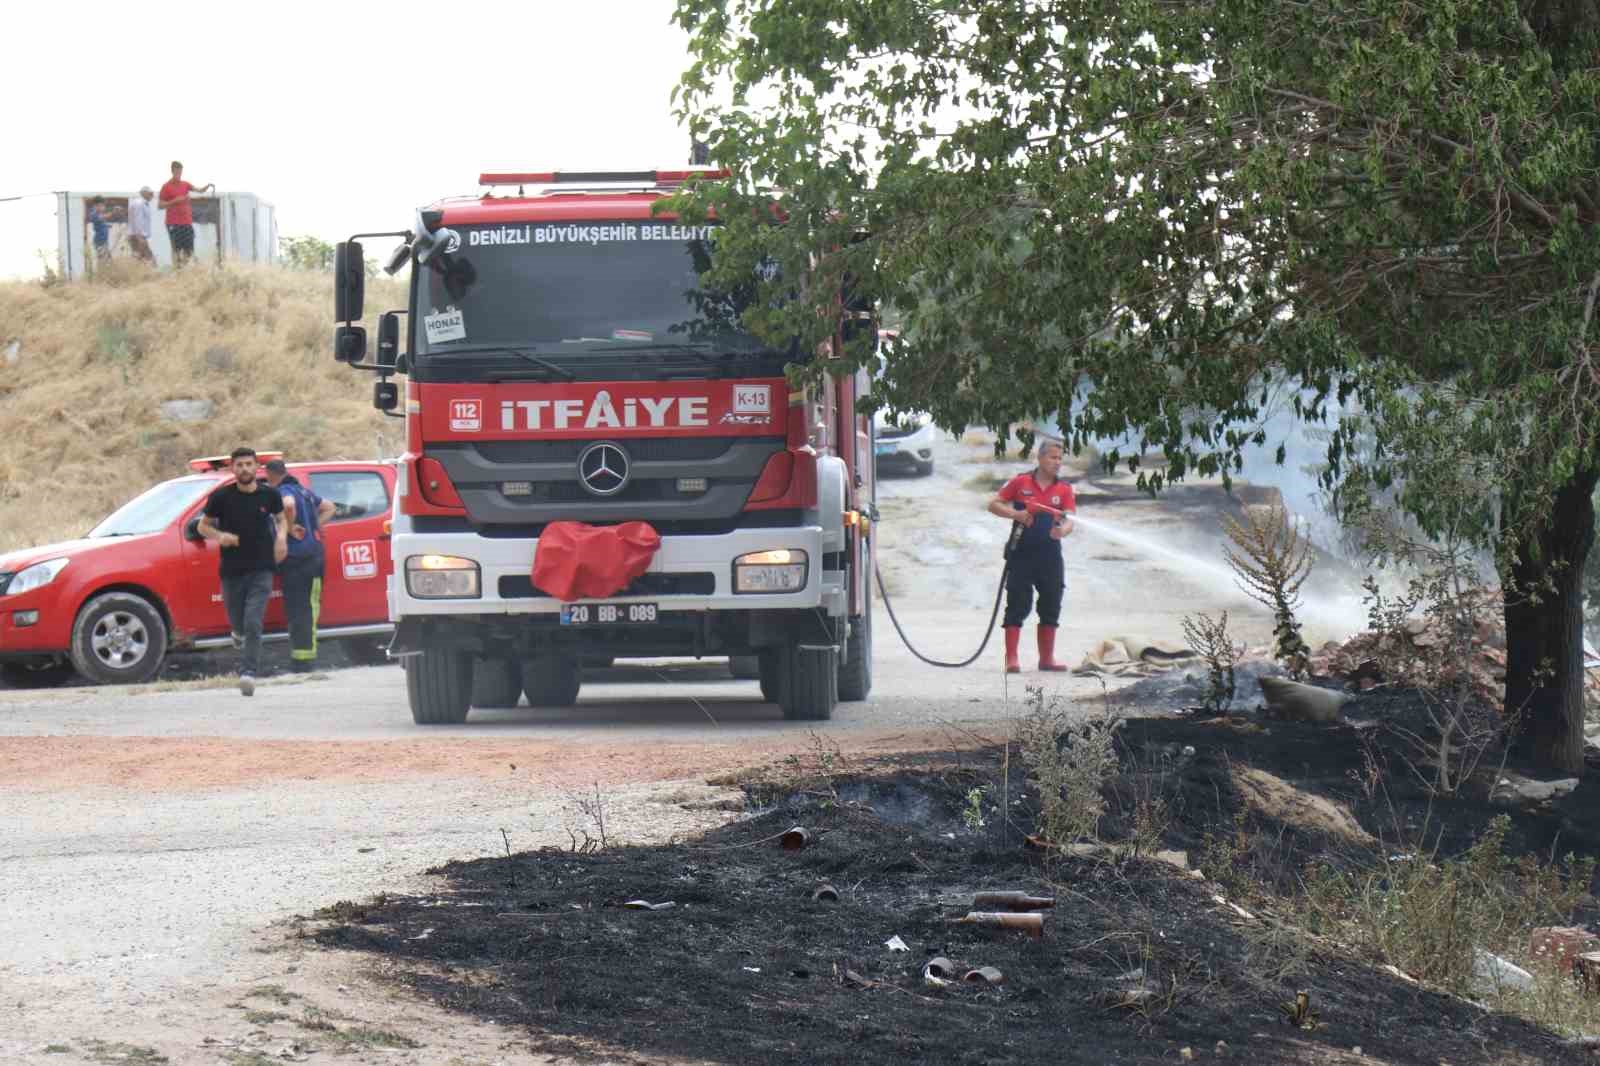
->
left=332, top=168, right=876, bottom=725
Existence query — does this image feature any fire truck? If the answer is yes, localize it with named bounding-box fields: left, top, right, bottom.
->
left=332, top=168, right=876, bottom=725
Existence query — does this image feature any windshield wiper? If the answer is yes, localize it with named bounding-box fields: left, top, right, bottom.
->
left=434, top=345, right=576, bottom=381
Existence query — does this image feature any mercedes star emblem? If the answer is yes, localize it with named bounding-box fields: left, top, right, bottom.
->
left=577, top=442, right=630, bottom=497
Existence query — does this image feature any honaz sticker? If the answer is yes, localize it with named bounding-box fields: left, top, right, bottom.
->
left=423, top=306, right=466, bottom=344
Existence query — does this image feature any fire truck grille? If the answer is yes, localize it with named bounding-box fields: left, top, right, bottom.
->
left=427, top=437, right=787, bottom=525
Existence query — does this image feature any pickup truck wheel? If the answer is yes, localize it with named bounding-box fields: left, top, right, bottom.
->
left=69, top=592, right=168, bottom=685
left=837, top=574, right=873, bottom=702
left=472, top=657, right=523, bottom=708
left=728, top=655, right=761, bottom=679
left=780, top=643, right=838, bottom=721
left=405, top=648, right=473, bottom=724
left=523, top=656, right=580, bottom=707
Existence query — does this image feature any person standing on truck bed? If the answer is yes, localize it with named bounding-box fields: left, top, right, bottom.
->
left=263, top=459, right=334, bottom=673
left=158, top=160, right=213, bottom=266
left=197, top=448, right=286, bottom=696
left=988, top=439, right=1076, bottom=674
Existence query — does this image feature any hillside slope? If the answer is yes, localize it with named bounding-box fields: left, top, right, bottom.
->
left=0, top=264, right=405, bottom=551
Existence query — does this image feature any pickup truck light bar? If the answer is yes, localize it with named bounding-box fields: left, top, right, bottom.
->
left=478, top=169, right=730, bottom=187
left=189, top=451, right=284, bottom=473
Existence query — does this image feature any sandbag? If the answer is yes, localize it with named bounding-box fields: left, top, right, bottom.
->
left=532, top=521, right=661, bottom=603
left=1259, top=676, right=1347, bottom=724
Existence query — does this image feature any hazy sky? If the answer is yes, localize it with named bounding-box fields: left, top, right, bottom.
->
left=0, top=0, right=696, bottom=278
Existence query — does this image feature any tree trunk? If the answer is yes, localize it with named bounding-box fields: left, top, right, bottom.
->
left=1504, top=466, right=1599, bottom=774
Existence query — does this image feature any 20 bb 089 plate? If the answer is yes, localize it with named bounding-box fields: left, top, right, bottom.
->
left=559, top=602, right=659, bottom=626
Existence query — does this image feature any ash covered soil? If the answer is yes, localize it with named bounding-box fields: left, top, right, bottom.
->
left=312, top=709, right=1591, bottom=1066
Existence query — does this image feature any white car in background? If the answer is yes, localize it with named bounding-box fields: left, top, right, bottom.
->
left=873, top=409, right=936, bottom=477
left=868, top=329, right=935, bottom=476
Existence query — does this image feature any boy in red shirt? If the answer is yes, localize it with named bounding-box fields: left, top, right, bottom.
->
left=988, top=439, right=1076, bottom=672
left=158, top=160, right=214, bottom=265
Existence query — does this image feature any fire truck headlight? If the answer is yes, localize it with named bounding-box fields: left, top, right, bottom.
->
left=733, top=549, right=808, bottom=594
left=405, top=555, right=481, bottom=599
left=7, top=558, right=68, bottom=596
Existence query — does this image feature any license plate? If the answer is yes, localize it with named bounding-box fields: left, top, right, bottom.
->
left=875, top=442, right=896, bottom=455
left=560, top=602, right=659, bottom=626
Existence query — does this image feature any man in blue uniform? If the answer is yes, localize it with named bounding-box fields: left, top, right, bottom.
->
left=988, top=440, right=1076, bottom=673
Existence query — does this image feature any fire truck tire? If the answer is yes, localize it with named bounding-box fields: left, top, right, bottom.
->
left=523, top=656, right=581, bottom=707
left=69, top=592, right=168, bottom=685
left=405, top=648, right=473, bottom=725
left=472, top=657, right=523, bottom=708
left=780, top=644, right=838, bottom=721
left=728, top=655, right=761, bottom=679
left=837, top=598, right=873, bottom=702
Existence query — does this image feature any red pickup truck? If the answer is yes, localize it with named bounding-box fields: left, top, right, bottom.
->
left=0, top=455, right=397, bottom=686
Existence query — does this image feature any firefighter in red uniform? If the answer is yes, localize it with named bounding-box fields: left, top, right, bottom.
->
left=988, top=439, right=1076, bottom=673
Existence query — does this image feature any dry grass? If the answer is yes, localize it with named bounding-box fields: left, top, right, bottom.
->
left=0, top=264, right=406, bottom=551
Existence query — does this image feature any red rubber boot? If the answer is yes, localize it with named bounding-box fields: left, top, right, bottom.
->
left=1003, top=626, right=1022, bottom=674
left=1038, top=625, right=1068, bottom=672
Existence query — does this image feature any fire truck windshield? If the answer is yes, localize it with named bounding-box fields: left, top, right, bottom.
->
left=415, top=221, right=785, bottom=362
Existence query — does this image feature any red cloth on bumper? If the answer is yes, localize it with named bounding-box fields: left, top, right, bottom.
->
left=532, top=521, right=661, bottom=603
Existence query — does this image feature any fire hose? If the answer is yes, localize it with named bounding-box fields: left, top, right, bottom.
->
left=871, top=499, right=1065, bottom=669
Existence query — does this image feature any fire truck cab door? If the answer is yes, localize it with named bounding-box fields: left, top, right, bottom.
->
left=307, top=468, right=392, bottom=627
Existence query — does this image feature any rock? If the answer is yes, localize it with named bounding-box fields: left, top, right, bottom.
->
left=2, top=339, right=18, bottom=366
left=1530, top=927, right=1600, bottom=975
left=204, top=345, right=234, bottom=370
left=1153, top=849, right=1189, bottom=871
left=1258, top=676, right=1347, bottom=723
left=1491, top=774, right=1580, bottom=810
left=1472, top=949, right=1535, bottom=995
left=160, top=398, right=215, bottom=423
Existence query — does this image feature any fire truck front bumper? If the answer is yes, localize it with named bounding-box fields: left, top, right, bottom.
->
left=388, top=525, right=840, bottom=621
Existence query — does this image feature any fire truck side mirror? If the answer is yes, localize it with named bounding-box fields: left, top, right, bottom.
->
left=334, top=325, right=367, bottom=364
left=334, top=241, right=365, bottom=322
left=376, top=313, right=401, bottom=369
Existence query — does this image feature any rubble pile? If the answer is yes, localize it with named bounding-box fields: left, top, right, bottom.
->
left=1309, top=603, right=1600, bottom=714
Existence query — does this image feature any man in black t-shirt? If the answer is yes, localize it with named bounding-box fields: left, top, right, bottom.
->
left=198, top=447, right=287, bottom=696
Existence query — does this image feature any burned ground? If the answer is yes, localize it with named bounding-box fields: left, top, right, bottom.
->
left=311, top=704, right=1592, bottom=1066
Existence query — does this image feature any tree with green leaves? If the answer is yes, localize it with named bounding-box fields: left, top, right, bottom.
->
left=670, top=0, right=1600, bottom=772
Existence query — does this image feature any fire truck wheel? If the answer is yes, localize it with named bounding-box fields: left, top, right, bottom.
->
left=471, top=657, right=523, bottom=708
left=524, top=656, right=581, bottom=707
left=405, top=648, right=473, bottom=724
left=69, top=592, right=168, bottom=685
left=837, top=598, right=873, bottom=702
left=780, top=643, right=838, bottom=721
left=728, top=655, right=761, bottom=679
